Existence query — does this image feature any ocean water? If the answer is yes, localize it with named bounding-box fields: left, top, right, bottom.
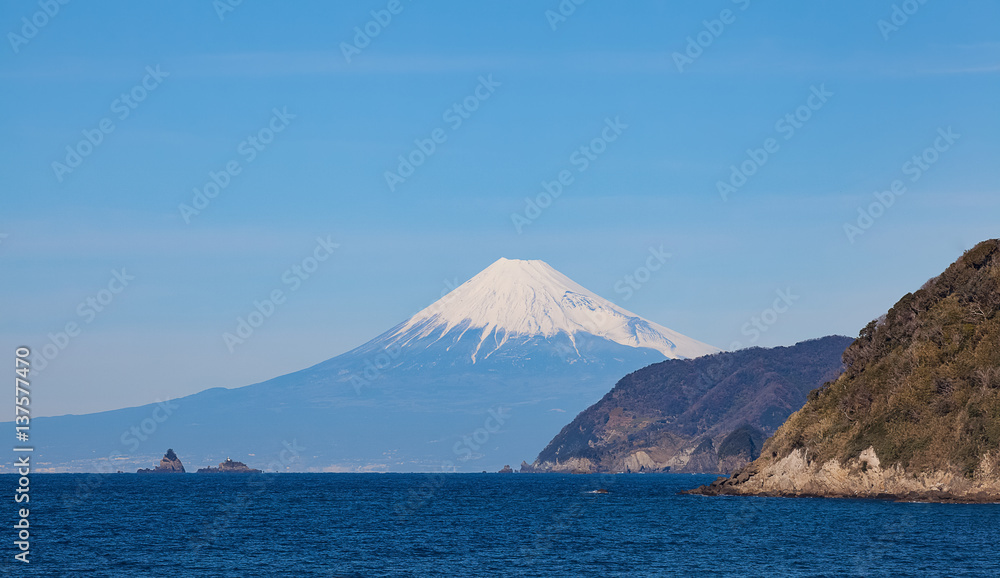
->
left=5, top=473, right=1000, bottom=576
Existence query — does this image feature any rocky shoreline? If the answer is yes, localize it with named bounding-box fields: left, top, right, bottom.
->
left=688, top=487, right=1000, bottom=504
left=685, top=447, right=1000, bottom=503
left=687, top=483, right=1000, bottom=504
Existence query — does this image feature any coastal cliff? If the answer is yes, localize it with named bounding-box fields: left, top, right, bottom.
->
left=691, top=240, right=1000, bottom=502
left=523, top=336, right=851, bottom=474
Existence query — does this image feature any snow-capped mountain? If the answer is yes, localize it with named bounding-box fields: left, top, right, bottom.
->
left=383, top=258, right=718, bottom=363
left=20, top=258, right=719, bottom=474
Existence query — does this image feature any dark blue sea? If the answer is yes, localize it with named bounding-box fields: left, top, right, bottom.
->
left=4, top=473, right=1000, bottom=576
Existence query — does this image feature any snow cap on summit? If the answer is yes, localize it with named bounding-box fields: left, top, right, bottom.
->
left=387, top=257, right=719, bottom=361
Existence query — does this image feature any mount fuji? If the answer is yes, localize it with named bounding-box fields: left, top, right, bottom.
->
left=344, top=258, right=718, bottom=375
left=20, top=258, right=720, bottom=473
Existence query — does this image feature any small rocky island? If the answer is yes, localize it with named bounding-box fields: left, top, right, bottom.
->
left=197, top=458, right=262, bottom=474
left=137, top=449, right=186, bottom=474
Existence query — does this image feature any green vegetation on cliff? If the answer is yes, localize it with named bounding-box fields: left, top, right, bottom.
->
left=768, top=240, right=1000, bottom=477
left=695, top=240, right=1000, bottom=501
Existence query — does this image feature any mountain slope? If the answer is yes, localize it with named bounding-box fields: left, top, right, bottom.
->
left=523, top=336, right=852, bottom=474
left=12, top=258, right=719, bottom=473
left=693, top=240, right=1000, bottom=501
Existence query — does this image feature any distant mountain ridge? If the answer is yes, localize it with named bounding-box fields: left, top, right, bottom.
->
left=693, top=240, right=1000, bottom=501
left=10, top=258, right=719, bottom=473
left=523, top=336, right=852, bottom=474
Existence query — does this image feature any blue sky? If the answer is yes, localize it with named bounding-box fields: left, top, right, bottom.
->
left=2, top=1, right=998, bottom=417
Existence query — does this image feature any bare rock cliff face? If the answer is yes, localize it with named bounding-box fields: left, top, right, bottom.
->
left=691, top=240, right=1000, bottom=502
left=699, top=447, right=1000, bottom=502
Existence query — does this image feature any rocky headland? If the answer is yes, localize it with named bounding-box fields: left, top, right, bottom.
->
left=690, top=240, right=1000, bottom=502
left=522, top=336, right=851, bottom=474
